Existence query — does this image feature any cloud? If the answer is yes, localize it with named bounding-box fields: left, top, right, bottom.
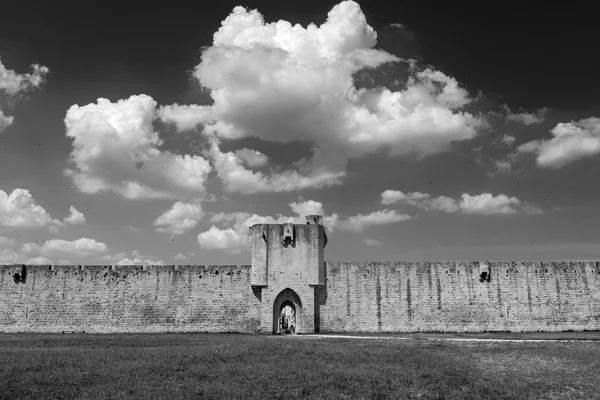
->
left=0, top=236, right=18, bottom=248
left=334, top=209, right=412, bottom=231
left=22, top=238, right=108, bottom=257
left=174, top=253, right=188, bottom=260
left=233, top=148, right=269, bottom=168
left=198, top=200, right=409, bottom=251
left=64, top=94, right=212, bottom=200
left=116, top=256, right=165, bottom=266
left=0, top=248, right=21, bottom=264
left=159, top=1, right=485, bottom=193
left=197, top=226, right=247, bottom=253
left=126, top=226, right=141, bottom=232
left=381, top=190, right=541, bottom=215
left=0, top=109, right=14, bottom=133
left=493, top=159, right=513, bottom=174
left=104, top=250, right=164, bottom=265
left=0, top=58, right=49, bottom=134
left=501, top=135, right=515, bottom=145
left=207, top=140, right=345, bottom=193
left=25, top=256, right=54, bottom=265
left=459, top=193, right=520, bottom=215
left=102, top=251, right=127, bottom=261
left=289, top=200, right=324, bottom=217
left=518, top=116, right=600, bottom=168
left=154, top=200, right=203, bottom=236
left=63, top=206, right=86, bottom=225
left=0, top=58, right=49, bottom=96
left=0, top=188, right=63, bottom=229
left=505, top=106, right=548, bottom=125
left=363, top=238, right=382, bottom=246
left=381, top=190, right=430, bottom=205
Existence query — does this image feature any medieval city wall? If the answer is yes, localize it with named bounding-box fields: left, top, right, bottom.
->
left=0, top=264, right=261, bottom=333
left=1, top=261, right=600, bottom=333
left=320, top=261, right=600, bottom=332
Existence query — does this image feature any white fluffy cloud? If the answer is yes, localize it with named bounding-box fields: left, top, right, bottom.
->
left=0, top=59, right=49, bottom=95
left=0, top=188, right=63, bottom=229
left=518, top=117, right=600, bottom=168
left=381, top=190, right=430, bottom=205
left=289, top=200, right=324, bottom=217
left=0, top=58, right=49, bottom=133
left=22, top=238, right=108, bottom=257
left=381, top=190, right=541, bottom=215
left=334, top=209, right=411, bottom=231
left=159, top=1, right=485, bottom=193
left=64, top=94, right=212, bottom=200
left=197, top=200, right=410, bottom=252
left=154, top=201, right=203, bottom=236
left=63, top=206, right=86, bottom=225
left=197, top=226, right=247, bottom=253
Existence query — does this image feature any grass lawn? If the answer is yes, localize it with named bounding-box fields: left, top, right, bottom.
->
left=0, top=333, right=599, bottom=399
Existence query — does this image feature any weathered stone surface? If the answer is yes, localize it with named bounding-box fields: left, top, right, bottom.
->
left=1, top=226, right=600, bottom=333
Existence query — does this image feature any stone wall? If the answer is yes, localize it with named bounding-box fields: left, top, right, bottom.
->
left=319, top=261, right=600, bottom=332
left=2, top=261, right=600, bottom=333
left=0, top=264, right=260, bottom=333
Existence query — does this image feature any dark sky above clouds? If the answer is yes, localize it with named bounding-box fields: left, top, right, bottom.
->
left=1, top=0, right=599, bottom=265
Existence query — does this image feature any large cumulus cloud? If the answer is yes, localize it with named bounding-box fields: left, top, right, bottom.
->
left=159, top=1, right=485, bottom=193
left=64, top=94, right=212, bottom=200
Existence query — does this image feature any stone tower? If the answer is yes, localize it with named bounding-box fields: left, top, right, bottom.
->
left=249, top=215, right=328, bottom=334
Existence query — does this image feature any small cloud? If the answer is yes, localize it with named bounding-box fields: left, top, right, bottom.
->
left=493, top=159, right=512, bottom=174
left=504, top=105, right=548, bottom=125
left=501, top=135, right=515, bottom=146
left=126, top=225, right=141, bottom=232
left=363, top=238, right=382, bottom=246
left=174, top=253, right=188, bottom=260
left=63, top=206, right=86, bottom=225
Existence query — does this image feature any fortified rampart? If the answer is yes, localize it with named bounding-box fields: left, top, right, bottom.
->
left=2, top=261, right=599, bottom=333
left=1, top=215, right=599, bottom=333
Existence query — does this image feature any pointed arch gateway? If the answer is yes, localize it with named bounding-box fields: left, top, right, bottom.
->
left=273, top=288, right=302, bottom=334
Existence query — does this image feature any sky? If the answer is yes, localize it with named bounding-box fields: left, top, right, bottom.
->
left=1, top=0, right=600, bottom=265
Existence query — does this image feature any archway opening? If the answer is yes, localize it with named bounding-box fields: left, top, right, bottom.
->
left=280, top=301, right=296, bottom=334
left=272, top=288, right=302, bottom=334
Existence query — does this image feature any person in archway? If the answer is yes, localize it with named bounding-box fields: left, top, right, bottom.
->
left=281, top=314, right=287, bottom=333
